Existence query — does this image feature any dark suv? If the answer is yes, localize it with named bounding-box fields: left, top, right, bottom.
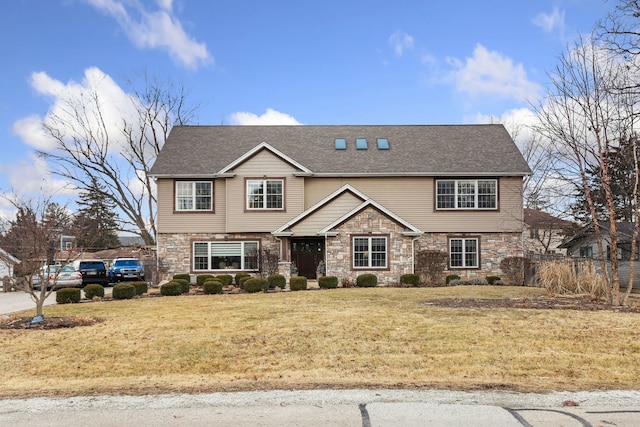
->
left=109, top=258, right=145, bottom=282
left=73, top=259, right=109, bottom=287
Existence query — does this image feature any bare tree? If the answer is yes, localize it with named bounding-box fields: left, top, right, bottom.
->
left=533, top=36, right=639, bottom=305
left=37, top=74, right=197, bottom=245
left=0, top=195, right=79, bottom=316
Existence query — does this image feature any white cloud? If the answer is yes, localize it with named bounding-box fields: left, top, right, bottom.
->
left=389, top=30, right=414, bottom=57
left=532, top=7, right=565, bottom=34
left=447, top=44, right=541, bottom=102
left=83, top=0, right=211, bottom=69
left=228, top=109, right=302, bottom=125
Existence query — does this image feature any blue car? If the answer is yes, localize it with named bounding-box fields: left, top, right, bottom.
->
left=109, top=258, right=145, bottom=282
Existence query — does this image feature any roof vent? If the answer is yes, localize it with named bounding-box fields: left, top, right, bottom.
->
left=355, top=138, right=368, bottom=150
left=377, top=138, right=389, bottom=150
left=334, top=138, right=347, bottom=150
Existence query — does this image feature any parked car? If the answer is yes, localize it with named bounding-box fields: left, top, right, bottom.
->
left=109, top=258, right=145, bottom=282
left=32, top=265, right=83, bottom=290
left=72, top=259, right=109, bottom=287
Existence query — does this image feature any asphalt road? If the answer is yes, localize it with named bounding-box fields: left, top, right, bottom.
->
left=2, top=291, right=640, bottom=426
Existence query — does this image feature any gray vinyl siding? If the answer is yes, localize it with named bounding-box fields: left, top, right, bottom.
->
left=303, top=176, right=523, bottom=233
left=225, top=150, right=305, bottom=232
left=291, top=191, right=364, bottom=235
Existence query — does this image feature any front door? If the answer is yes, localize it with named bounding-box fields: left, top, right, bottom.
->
left=291, top=238, right=324, bottom=279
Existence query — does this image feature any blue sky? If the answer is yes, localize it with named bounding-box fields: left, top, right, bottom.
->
left=0, top=0, right=613, bottom=219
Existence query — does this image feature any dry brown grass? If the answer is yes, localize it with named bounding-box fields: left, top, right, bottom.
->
left=538, top=260, right=607, bottom=297
left=1, top=286, right=639, bottom=398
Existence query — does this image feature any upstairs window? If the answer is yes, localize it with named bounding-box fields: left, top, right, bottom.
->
left=436, top=179, right=497, bottom=210
left=247, top=179, right=284, bottom=210
left=176, top=181, right=212, bottom=211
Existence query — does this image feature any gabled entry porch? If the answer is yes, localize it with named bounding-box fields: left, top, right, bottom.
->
left=291, top=237, right=324, bottom=279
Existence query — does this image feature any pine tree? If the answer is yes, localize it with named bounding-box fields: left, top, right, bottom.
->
left=73, top=181, right=120, bottom=251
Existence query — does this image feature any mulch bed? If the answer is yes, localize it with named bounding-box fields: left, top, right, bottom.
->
left=424, top=294, right=640, bottom=312
left=0, top=316, right=103, bottom=330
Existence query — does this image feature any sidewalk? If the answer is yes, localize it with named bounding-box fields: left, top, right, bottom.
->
left=1, top=389, right=640, bottom=426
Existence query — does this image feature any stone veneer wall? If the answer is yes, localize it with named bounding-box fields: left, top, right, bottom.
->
left=158, top=225, right=523, bottom=285
left=156, top=232, right=280, bottom=281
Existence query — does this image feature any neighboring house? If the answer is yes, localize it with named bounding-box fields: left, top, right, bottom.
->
left=149, top=124, right=531, bottom=284
left=523, top=208, right=575, bottom=255
left=0, top=247, right=20, bottom=278
left=559, top=221, right=639, bottom=260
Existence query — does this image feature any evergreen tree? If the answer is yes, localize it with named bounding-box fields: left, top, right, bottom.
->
left=73, top=181, right=120, bottom=251
left=571, top=135, right=638, bottom=223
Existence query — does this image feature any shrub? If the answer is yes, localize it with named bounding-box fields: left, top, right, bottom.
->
left=289, top=276, right=307, bottom=291
left=400, top=274, right=420, bottom=287
left=112, top=283, right=135, bottom=300
left=235, top=273, right=251, bottom=286
left=170, top=278, right=190, bottom=294
left=160, top=281, right=182, bottom=296
left=172, top=274, right=191, bottom=284
left=244, top=278, right=268, bottom=293
left=129, top=281, right=148, bottom=295
left=56, top=287, right=81, bottom=304
left=238, top=275, right=253, bottom=290
left=267, top=274, right=286, bottom=289
left=196, top=274, right=215, bottom=286
left=356, top=274, right=377, bottom=288
left=83, top=284, right=105, bottom=299
left=215, top=274, right=234, bottom=286
left=318, top=276, right=338, bottom=289
left=340, top=277, right=355, bottom=288
left=486, top=275, right=501, bottom=285
left=500, top=256, right=530, bottom=285
left=445, top=274, right=460, bottom=284
left=203, top=279, right=223, bottom=295
left=416, top=250, right=449, bottom=284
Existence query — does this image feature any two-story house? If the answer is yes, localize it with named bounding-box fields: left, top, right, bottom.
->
left=149, top=124, right=531, bottom=284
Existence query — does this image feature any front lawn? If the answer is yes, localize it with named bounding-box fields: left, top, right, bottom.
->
left=1, top=286, right=639, bottom=398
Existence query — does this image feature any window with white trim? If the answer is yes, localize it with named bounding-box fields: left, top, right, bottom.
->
left=193, top=241, right=259, bottom=271
left=436, top=179, right=497, bottom=209
left=353, top=236, right=387, bottom=268
left=449, top=238, right=479, bottom=268
left=247, top=179, right=284, bottom=210
left=176, top=181, right=212, bottom=211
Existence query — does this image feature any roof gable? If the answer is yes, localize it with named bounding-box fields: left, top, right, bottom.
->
left=150, top=124, right=532, bottom=178
left=219, top=142, right=312, bottom=175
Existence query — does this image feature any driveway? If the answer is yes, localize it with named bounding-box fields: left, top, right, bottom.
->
left=0, top=290, right=57, bottom=316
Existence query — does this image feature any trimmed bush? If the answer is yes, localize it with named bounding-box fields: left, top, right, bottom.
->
left=196, top=274, right=215, bottom=286
left=56, top=287, right=81, bottom=304
left=318, top=276, right=338, bottom=289
left=203, top=279, right=223, bottom=294
left=128, top=281, right=148, bottom=295
left=238, top=275, right=253, bottom=290
left=289, top=276, right=307, bottom=291
left=235, top=273, right=251, bottom=285
left=400, top=274, right=420, bottom=287
left=83, top=284, right=105, bottom=299
left=160, top=281, right=182, bottom=296
left=244, top=278, right=268, bottom=293
left=445, top=274, right=460, bottom=285
left=170, top=278, right=190, bottom=294
left=486, top=275, right=502, bottom=285
left=267, top=274, right=286, bottom=289
left=172, top=273, right=191, bottom=283
left=356, top=274, right=377, bottom=288
left=449, top=278, right=489, bottom=286
left=215, top=274, right=234, bottom=286
left=112, top=283, right=135, bottom=300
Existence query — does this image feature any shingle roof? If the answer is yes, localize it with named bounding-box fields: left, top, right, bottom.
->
left=149, top=124, right=531, bottom=177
